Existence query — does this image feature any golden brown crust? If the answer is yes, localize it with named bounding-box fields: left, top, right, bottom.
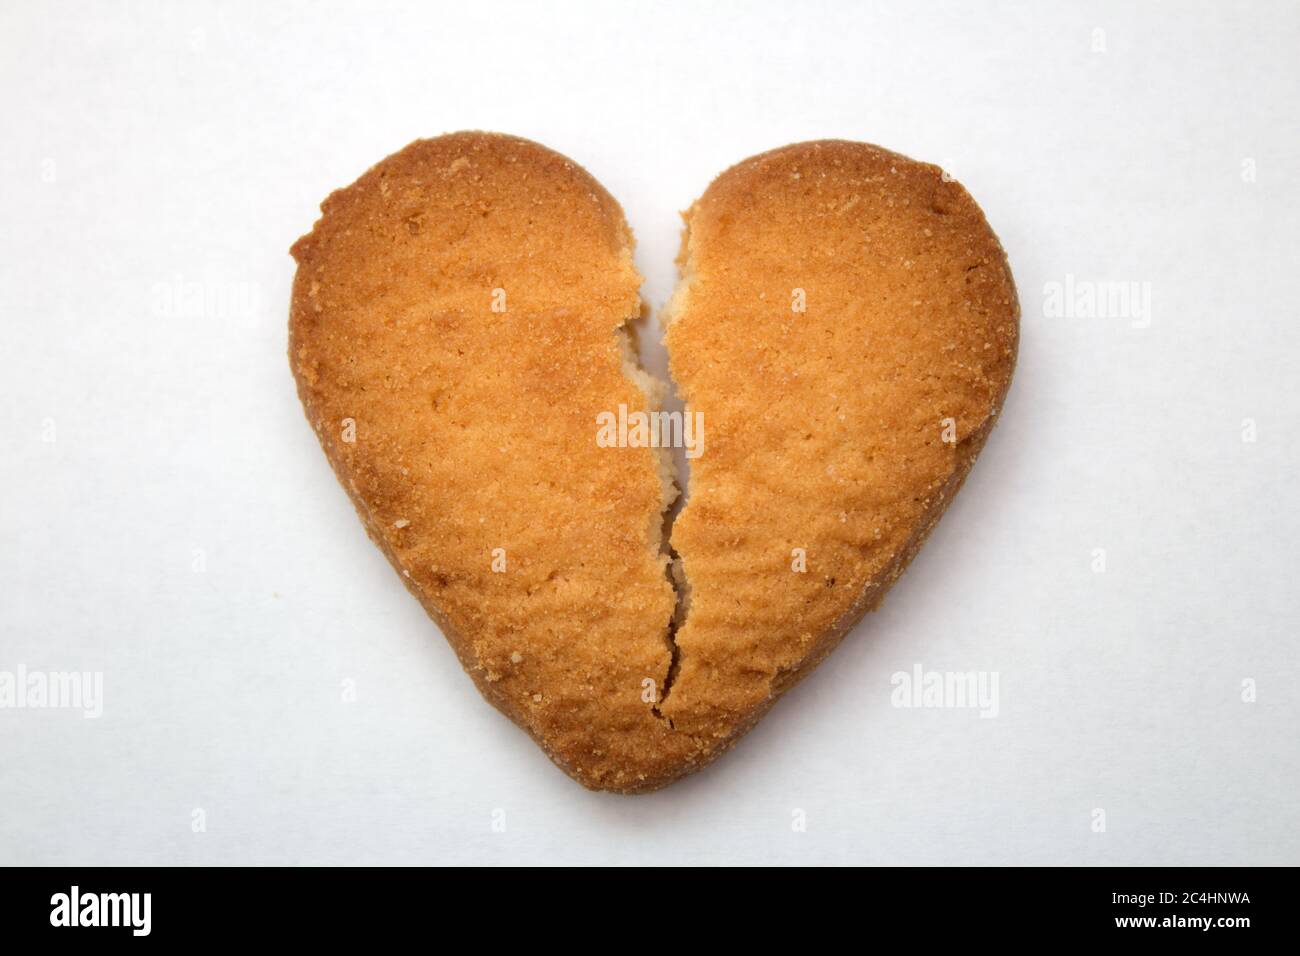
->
left=289, top=132, right=697, bottom=792
left=661, top=140, right=1018, bottom=745
left=289, top=134, right=1018, bottom=793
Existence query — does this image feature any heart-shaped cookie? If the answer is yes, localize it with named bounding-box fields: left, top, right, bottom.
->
left=289, top=132, right=1017, bottom=792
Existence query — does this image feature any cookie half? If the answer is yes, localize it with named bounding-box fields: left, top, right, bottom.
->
left=290, top=133, right=694, bottom=790
left=659, top=140, right=1018, bottom=748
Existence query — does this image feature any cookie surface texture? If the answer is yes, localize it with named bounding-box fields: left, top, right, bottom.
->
left=661, top=140, right=1018, bottom=746
left=290, top=133, right=1017, bottom=792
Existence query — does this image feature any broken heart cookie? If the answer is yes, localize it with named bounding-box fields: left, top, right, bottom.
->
left=289, top=132, right=1017, bottom=793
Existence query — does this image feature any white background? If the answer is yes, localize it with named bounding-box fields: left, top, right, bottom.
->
left=2, top=0, right=1297, bottom=866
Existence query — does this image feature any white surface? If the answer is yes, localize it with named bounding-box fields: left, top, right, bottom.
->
left=1, top=0, right=1297, bottom=866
